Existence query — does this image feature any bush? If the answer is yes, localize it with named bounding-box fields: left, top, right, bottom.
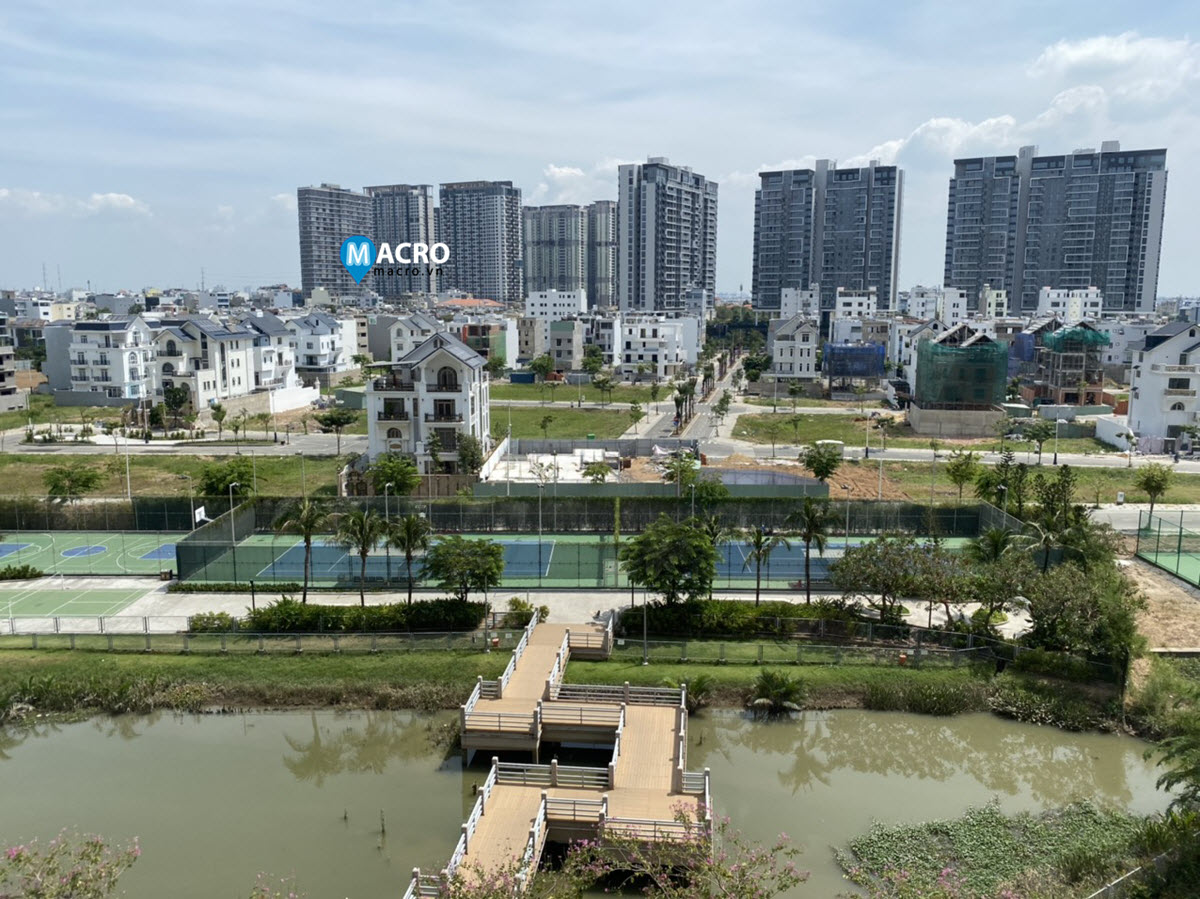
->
left=187, top=612, right=238, bottom=633
left=241, top=597, right=487, bottom=634
left=0, top=564, right=44, bottom=581
left=503, top=596, right=550, bottom=628
left=987, top=678, right=1113, bottom=731
left=168, top=582, right=303, bottom=594
left=619, top=598, right=856, bottom=637
left=863, top=680, right=987, bottom=716
left=1011, top=647, right=1099, bottom=683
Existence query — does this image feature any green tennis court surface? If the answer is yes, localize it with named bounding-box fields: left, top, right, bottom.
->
left=0, top=586, right=147, bottom=618
left=0, top=532, right=183, bottom=575
left=178, top=532, right=974, bottom=589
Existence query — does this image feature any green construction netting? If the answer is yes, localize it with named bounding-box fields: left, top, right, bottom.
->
left=914, top=339, right=1008, bottom=407
left=1042, top=326, right=1112, bottom=352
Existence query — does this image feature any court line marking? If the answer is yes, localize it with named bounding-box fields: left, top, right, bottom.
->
left=542, top=539, right=555, bottom=578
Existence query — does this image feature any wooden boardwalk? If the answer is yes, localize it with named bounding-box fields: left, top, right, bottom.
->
left=406, top=614, right=711, bottom=897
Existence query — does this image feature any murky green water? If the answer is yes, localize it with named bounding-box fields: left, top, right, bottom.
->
left=0, top=709, right=1170, bottom=898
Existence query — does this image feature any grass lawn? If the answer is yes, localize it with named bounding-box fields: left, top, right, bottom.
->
left=0, top=453, right=346, bottom=498
left=0, top=394, right=119, bottom=433
left=732, top=412, right=1115, bottom=455
left=491, top=382, right=659, bottom=405
left=490, top=406, right=630, bottom=439
left=875, top=459, right=1200, bottom=505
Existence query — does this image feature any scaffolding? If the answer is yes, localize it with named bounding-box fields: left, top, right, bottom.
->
left=914, top=339, right=1008, bottom=408
left=822, top=342, right=885, bottom=386
left=1035, top=325, right=1110, bottom=405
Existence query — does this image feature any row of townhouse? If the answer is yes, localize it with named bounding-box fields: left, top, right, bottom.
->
left=41, top=310, right=358, bottom=411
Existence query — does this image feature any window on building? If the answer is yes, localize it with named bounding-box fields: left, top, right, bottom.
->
left=1168, top=378, right=1191, bottom=390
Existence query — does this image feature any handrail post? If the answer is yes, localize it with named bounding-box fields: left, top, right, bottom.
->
left=624, top=680, right=630, bottom=704
left=461, top=823, right=469, bottom=852
left=550, top=758, right=558, bottom=787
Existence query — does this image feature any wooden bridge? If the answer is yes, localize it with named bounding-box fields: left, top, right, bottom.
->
left=403, top=612, right=712, bottom=898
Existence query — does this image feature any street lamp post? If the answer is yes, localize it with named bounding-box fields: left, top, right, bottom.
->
left=298, top=452, right=306, bottom=496
left=229, top=482, right=240, bottom=583
left=180, top=474, right=195, bottom=530
left=1052, top=418, right=1068, bottom=466
left=384, top=481, right=394, bottom=583
left=690, top=483, right=696, bottom=519
left=841, top=484, right=851, bottom=547
left=537, top=483, right=545, bottom=587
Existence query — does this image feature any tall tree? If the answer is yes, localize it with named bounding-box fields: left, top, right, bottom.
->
left=421, top=535, right=504, bottom=602
left=801, top=444, right=842, bottom=483
left=333, top=506, right=386, bottom=606
left=43, top=460, right=104, bottom=501
left=1134, top=462, right=1173, bottom=518
left=314, top=408, right=358, bottom=454
left=944, top=449, right=981, bottom=505
left=829, top=535, right=923, bottom=623
left=163, top=385, right=190, bottom=429
left=1023, top=419, right=1055, bottom=465
left=628, top=402, right=645, bottom=434
left=367, top=454, right=421, bottom=496
left=618, top=515, right=716, bottom=605
left=456, top=434, right=484, bottom=475
left=273, top=498, right=331, bottom=604
left=743, top=527, right=790, bottom=607
left=386, top=513, right=432, bottom=605
left=785, top=497, right=836, bottom=604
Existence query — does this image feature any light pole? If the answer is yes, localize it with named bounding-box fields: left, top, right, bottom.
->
left=690, top=482, right=696, bottom=519
left=996, top=484, right=1008, bottom=517
left=250, top=449, right=257, bottom=493
left=642, top=594, right=649, bottom=667
left=123, top=432, right=132, bottom=501
left=180, top=474, right=195, bottom=530
left=298, top=451, right=306, bottom=495
left=841, top=483, right=851, bottom=548
left=1052, top=418, right=1068, bottom=466
left=384, top=481, right=394, bottom=583
left=537, top=482, right=545, bottom=587
left=228, top=482, right=240, bottom=583
left=1127, top=431, right=1138, bottom=469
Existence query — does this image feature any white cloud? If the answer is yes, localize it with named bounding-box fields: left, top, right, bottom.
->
left=0, top=188, right=149, bottom=216
left=1029, top=33, right=1200, bottom=106
left=270, top=192, right=298, bottom=213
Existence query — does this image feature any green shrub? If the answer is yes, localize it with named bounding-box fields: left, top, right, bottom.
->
left=168, top=582, right=302, bottom=594
left=987, top=678, right=1110, bottom=731
left=240, top=597, right=487, bottom=634
left=863, top=680, right=986, bottom=716
left=1011, top=647, right=1100, bottom=683
left=747, top=669, right=806, bottom=716
left=503, top=596, right=550, bottom=628
left=619, top=598, right=856, bottom=637
left=0, top=564, right=44, bottom=580
left=187, top=612, right=238, bottom=633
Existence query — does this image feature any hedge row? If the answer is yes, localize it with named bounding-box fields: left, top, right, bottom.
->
left=169, top=582, right=302, bottom=595
left=189, top=597, right=488, bottom=634
left=0, top=564, right=44, bottom=581
left=619, top=598, right=858, bottom=637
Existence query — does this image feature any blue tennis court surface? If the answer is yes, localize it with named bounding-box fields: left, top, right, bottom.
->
left=139, top=545, right=177, bottom=561
left=0, top=544, right=32, bottom=559
left=61, top=545, right=107, bottom=558
left=714, top=539, right=868, bottom=580
left=256, top=538, right=556, bottom=580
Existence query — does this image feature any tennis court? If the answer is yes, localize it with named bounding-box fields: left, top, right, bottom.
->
left=0, top=532, right=183, bottom=575
left=0, top=586, right=148, bottom=618
left=1136, top=512, right=1200, bottom=588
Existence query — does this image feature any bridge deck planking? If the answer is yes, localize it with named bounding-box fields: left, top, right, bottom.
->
left=454, top=619, right=700, bottom=886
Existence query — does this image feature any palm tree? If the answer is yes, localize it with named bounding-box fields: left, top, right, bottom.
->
left=747, top=669, right=805, bottom=717
left=387, top=513, right=432, bottom=606
left=966, top=527, right=1016, bottom=566
left=1018, top=521, right=1060, bottom=574
left=743, top=527, right=790, bottom=607
left=334, top=506, right=387, bottom=606
left=273, top=498, right=330, bottom=604
left=785, top=497, right=836, bottom=604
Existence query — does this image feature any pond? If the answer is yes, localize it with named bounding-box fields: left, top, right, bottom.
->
left=0, top=709, right=1170, bottom=897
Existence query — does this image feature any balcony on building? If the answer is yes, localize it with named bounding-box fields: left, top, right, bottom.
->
left=372, top=374, right=415, bottom=392
left=377, top=404, right=411, bottom=422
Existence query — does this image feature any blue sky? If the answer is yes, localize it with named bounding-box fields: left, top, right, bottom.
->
left=1, top=0, right=1197, bottom=296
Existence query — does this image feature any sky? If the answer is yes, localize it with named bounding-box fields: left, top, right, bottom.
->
left=0, top=0, right=1197, bottom=298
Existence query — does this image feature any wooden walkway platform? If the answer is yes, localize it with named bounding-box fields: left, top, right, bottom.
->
left=404, top=612, right=712, bottom=897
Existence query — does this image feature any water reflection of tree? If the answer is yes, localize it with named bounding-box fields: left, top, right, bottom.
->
left=282, top=711, right=441, bottom=784
left=0, top=719, right=64, bottom=761
left=689, top=712, right=1137, bottom=806
left=91, top=711, right=163, bottom=742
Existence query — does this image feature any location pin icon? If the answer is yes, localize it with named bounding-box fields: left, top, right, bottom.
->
left=340, top=236, right=377, bottom=284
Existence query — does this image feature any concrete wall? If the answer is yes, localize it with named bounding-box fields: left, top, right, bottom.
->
left=1095, top=415, right=1133, bottom=450
left=909, top=404, right=1004, bottom=437
left=198, top=385, right=319, bottom=422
